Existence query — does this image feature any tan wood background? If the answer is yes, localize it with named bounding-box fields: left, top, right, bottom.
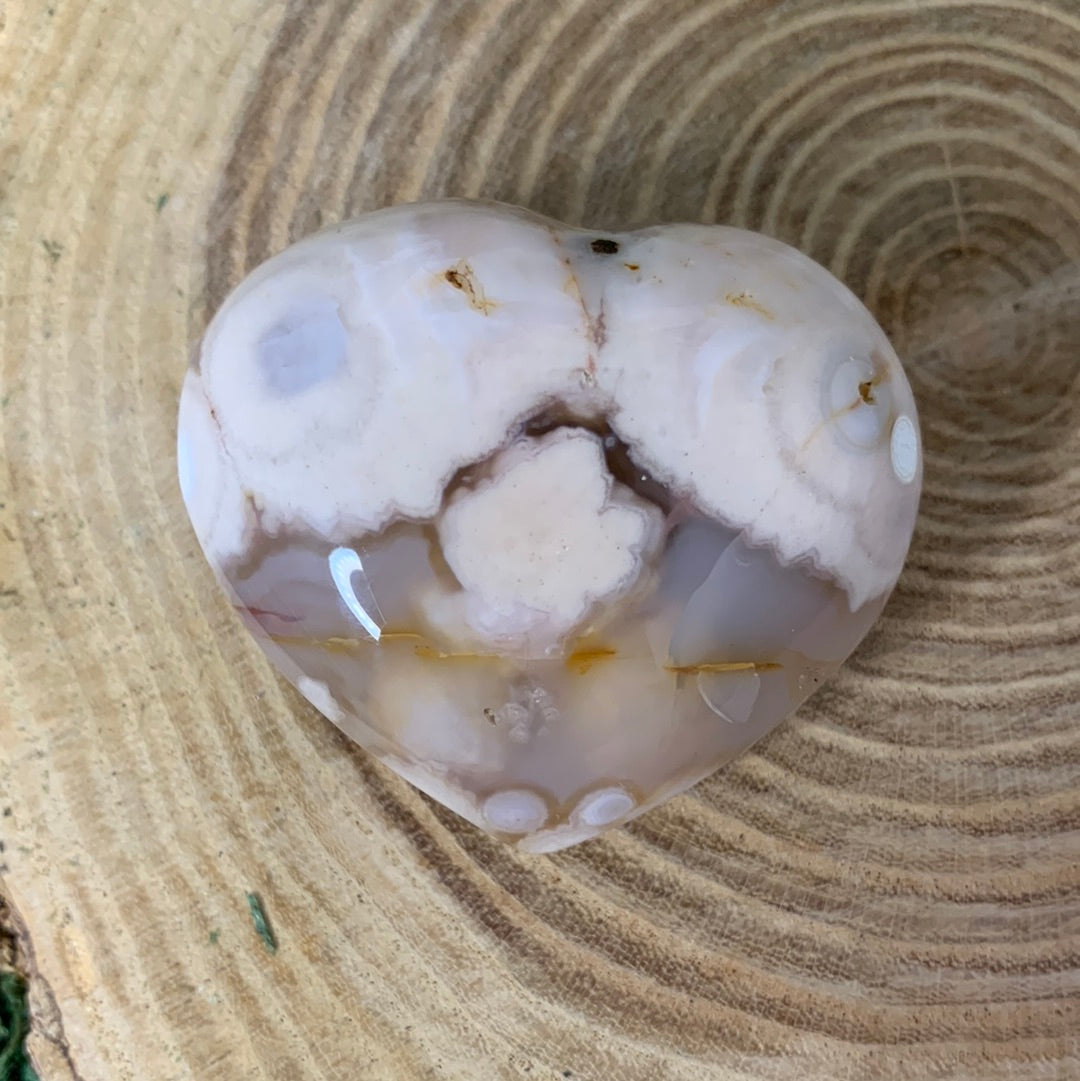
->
left=1, top=0, right=1079, bottom=1078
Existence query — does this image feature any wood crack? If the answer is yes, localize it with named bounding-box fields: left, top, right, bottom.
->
left=0, top=889, right=85, bottom=1081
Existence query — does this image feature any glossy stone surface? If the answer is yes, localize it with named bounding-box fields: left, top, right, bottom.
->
left=178, top=200, right=922, bottom=852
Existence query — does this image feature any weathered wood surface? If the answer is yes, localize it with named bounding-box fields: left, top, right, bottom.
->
left=1, top=1, right=1078, bottom=1078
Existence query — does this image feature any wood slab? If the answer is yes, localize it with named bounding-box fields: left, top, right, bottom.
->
left=1, top=0, right=1078, bottom=1077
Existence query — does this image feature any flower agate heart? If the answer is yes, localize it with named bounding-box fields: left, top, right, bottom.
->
left=178, top=200, right=921, bottom=852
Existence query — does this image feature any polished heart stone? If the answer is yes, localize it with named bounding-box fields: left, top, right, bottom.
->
left=177, top=200, right=922, bottom=852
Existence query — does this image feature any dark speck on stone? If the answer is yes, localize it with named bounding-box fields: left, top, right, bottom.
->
left=590, top=238, right=619, bottom=255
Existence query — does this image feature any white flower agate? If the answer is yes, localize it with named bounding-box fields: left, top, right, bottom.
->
left=177, top=200, right=922, bottom=852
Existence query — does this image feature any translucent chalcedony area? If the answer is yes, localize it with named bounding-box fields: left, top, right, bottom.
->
left=178, top=200, right=921, bottom=852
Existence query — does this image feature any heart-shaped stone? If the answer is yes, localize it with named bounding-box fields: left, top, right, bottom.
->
left=178, top=200, right=921, bottom=852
